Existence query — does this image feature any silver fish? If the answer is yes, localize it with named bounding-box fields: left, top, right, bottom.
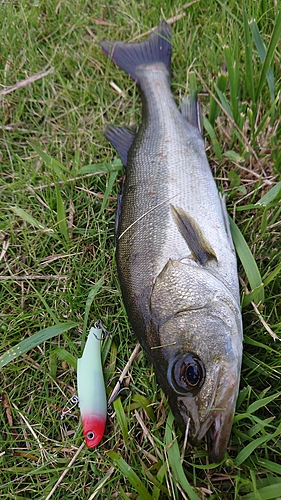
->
left=101, top=21, right=243, bottom=462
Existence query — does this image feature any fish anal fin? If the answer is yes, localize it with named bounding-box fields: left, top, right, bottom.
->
left=103, top=124, right=135, bottom=166
left=171, top=204, right=217, bottom=265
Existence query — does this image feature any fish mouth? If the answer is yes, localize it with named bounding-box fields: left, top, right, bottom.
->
left=193, top=402, right=236, bottom=462
left=179, top=365, right=239, bottom=462
left=206, top=409, right=235, bottom=462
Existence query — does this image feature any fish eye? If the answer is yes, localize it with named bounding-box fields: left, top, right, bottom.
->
left=168, top=353, right=205, bottom=394
left=87, top=431, right=95, bottom=440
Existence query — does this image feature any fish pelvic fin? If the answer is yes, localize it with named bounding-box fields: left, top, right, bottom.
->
left=103, top=124, right=135, bottom=166
left=171, top=205, right=217, bottom=265
left=181, top=95, right=203, bottom=135
left=100, top=21, right=172, bottom=82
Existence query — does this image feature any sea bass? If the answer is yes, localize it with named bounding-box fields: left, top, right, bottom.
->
left=101, top=22, right=243, bottom=462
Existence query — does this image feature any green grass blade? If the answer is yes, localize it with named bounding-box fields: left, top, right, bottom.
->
left=10, top=206, right=54, bottom=233
left=224, top=43, right=240, bottom=123
left=49, top=349, right=57, bottom=379
left=119, top=486, right=131, bottom=499
left=113, top=396, right=128, bottom=447
left=165, top=411, right=200, bottom=500
left=203, top=116, right=222, bottom=159
left=242, top=284, right=264, bottom=308
left=55, top=182, right=69, bottom=242
left=263, top=262, right=281, bottom=287
left=249, top=19, right=275, bottom=105
left=81, top=278, right=104, bottom=349
left=235, top=435, right=272, bottom=467
left=186, top=460, right=223, bottom=470
left=77, top=158, right=123, bottom=175
left=216, top=0, right=242, bottom=24
left=51, top=347, right=77, bottom=370
left=257, top=459, right=281, bottom=475
left=140, top=458, right=169, bottom=497
left=223, top=150, right=245, bottom=164
left=235, top=422, right=281, bottom=466
left=28, top=281, right=59, bottom=323
left=100, top=169, right=118, bottom=212
left=208, top=72, right=228, bottom=125
left=107, top=451, right=154, bottom=500
left=29, top=142, right=69, bottom=180
left=247, top=392, right=281, bottom=414
left=243, top=0, right=255, bottom=106
left=253, top=92, right=280, bottom=140
left=131, top=394, right=155, bottom=421
left=255, top=181, right=281, bottom=207
left=229, top=217, right=264, bottom=304
left=214, top=84, right=233, bottom=118
left=255, top=8, right=281, bottom=104
left=152, top=462, right=168, bottom=500
left=0, top=323, right=77, bottom=369
left=244, top=335, right=280, bottom=355
left=243, top=480, right=281, bottom=500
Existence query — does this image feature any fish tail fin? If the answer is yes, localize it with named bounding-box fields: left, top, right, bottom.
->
left=181, top=94, right=203, bottom=135
left=100, top=21, right=172, bottom=81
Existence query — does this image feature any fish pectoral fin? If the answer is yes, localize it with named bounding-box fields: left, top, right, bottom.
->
left=103, top=124, right=135, bottom=166
left=171, top=205, right=217, bottom=265
left=181, top=95, right=203, bottom=135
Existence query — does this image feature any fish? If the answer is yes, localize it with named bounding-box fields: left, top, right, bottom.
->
left=100, top=22, right=243, bottom=462
left=77, top=322, right=107, bottom=448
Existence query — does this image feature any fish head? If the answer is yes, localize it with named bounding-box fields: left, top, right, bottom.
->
left=150, top=260, right=243, bottom=462
left=166, top=343, right=240, bottom=462
left=81, top=414, right=106, bottom=448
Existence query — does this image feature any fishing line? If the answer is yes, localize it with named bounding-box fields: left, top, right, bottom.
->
left=118, top=193, right=179, bottom=240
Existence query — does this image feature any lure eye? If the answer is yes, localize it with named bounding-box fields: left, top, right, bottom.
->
left=87, top=431, right=95, bottom=440
left=168, top=353, right=205, bottom=395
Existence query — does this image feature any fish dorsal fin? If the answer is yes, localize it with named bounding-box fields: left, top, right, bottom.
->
left=180, top=95, right=203, bottom=135
left=171, top=204, right=217, bottom=265
left=103, top=124, right=135, bottom=166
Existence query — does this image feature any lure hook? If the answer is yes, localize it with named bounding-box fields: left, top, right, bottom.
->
left=107, top=386, right=131, bottom=416
left=93, top=320, right=112, bottom=340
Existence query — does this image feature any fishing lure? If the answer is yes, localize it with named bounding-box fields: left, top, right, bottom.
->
left=77, top=322, right=107, bottom=448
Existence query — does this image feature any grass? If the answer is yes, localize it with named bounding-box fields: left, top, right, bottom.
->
left=0, top=0, right=281, bottom=498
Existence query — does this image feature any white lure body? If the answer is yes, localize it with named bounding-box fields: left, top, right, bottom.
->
left=77, top=326, right=107, bottom=447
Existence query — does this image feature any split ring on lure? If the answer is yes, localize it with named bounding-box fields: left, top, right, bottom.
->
left=77, top=324, right=107, bottom=448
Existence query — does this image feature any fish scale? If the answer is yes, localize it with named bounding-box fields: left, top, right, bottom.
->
left=101, top=21, right=243, bottom=462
